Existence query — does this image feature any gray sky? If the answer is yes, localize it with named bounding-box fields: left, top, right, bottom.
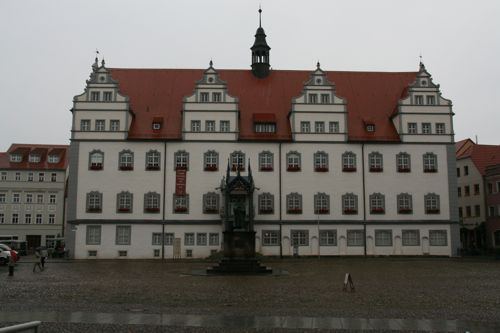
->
left=1, top=0, right=499, bottom=151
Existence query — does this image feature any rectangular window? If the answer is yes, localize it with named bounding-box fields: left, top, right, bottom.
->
left=309, top=94, right=318, bottom=104
left=209, top=233, right=219, bottom=246
left=12, top=214, right=19, bottom=224
left=291, top=230, right=309, bottom=246
left=457, top=168, right=460, bottom=178
left=38, top=173, right=44, bottom=182
left=300, top=121, right=310, bottom=133
left=205, top=120, right=216, bottom=132
left=321, top=94, right=330, bottom=104
left=457, top=187, right=461, bottom=197
left=347, top=230, right=364, bottom=246
left=255, top=123, right=276, bottom=133
left=184, top=233, right=195, bottom=246
left=220, top=120, right=230, bottom=132
left=464, top=186, right=470, bottom=196
left=422, top=123, right=431, bottom=134
left=426, top=95, right=436, bottom=105
left=259, top=194, right=274, bottom=214
left=436, top=123, right=445, bottom=134
left=37, top=194, right=43, bottom=204
left=262, top=230, right=279, bottom=246
left=49, top=194, right=56, bottom=204
left=174, top=195, right=189, bottom=213
left=80, top=120, right=91, bottom=131
left=0, top=214, right=4, bottom=224
left=488, top=183, right=493, bottom=194
left=25, top=214, right=31, bottom=224
left=375, top=230, right=393, bottom=246
left=402, top=230, right=420, bottom=246
left=474, top=184, right=480, bottom=195
left=190, top=120, right=201, bottom=132
left=259, top=153, right=273, bottom=171
left=15, top=172, right=21, bottom=181
left=212, top=92, right=221, bottom=102
left=0, top=193, right=5, bottom=203
left=196, top=233, right=207, bottom=246
left=459, top=207, right=463, bottom=218
left=116, top=226, right=131, bottom=245
left=464, top=166, right=469, bottom=175
left=466, top=206, right=471, bottom=217
left=95, top=120, right=105, bottom=131
left=110, top=120, right=120, bottom=131
left=90, top=91, right=100, bottom=101
left=415, top=95, right=424, bottom=105
left=408, top=122, right=417, bottom=134
left=315, top=121, right=325, bottom=133
left=103, top=91, right=113, bottom=101
left=51, top=173, right=57, bottom=182
left=329, top=121, right=339, bottom=133
left=319, top=230, right=337, bottom=246
left=86, top=225, right=101, bottom=245
left=1, top=172, right=6, bottom=181
left=35, top=214, right=42, bottom=224
left=13, top=193, right=20, bottom=203
left=489, top=206, right=495, bottom=217
left=26, top=194, right=33, bottom=203
left=152, top=233, right=174, bottom=246
left=48, top=214, right=55, bottom=224
left=429, top=230, right=447, bottom=246
left=474, top=205, right=481, bottom=217
left=200, top=92, right=209, bottom=102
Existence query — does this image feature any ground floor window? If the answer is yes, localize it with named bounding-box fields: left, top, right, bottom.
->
left=116, top=226, right=131, bottom=245
left=184, top=233, right=195, bottom=246
left=375, top=230, right=393, bottom=246
left=152, top=233, right=174, bottom=246
left=209, top=233, right=219, bottom=246
left=402, top=230, right=420, bottom=246
left=86, top=225, right=101, bottom=245
left=291, top=230, right=309, bottom=246
left=262, top=230, right=280, bottom=246
left=429, top=230, right=447, bottom=246
left=197, top=233, right=207, bottom=246
left=347, top=230, right=364, bottom=246
left=319, top=230, right=337, bottom=246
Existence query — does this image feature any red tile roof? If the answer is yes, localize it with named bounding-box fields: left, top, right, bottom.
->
left=0, top=144, right=69, bottom=171
left=456, top=140, right=500, bottom=175
left=110, top=68, right=417, bottom=142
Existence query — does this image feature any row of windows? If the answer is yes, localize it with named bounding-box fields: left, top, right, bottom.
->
left=0, top=193, right=57, bottom=204
left=306, top=93, right=332, bottom=104
left=189, top=120, right=230, bottom=133
left=9, top=154, right=60, bottom=164
left=459, top=205, right=481, bottom=219
left=456, top=165, right=469, bottom=177
left=262, top=229, right=448, bottom=247
left=300, top=121, right=340, bottom=133
left=89, top=91, right=114, bottom=102
left=414, top=95, right=436, bottom=105
left=457, top=184, right=481, bottom=197
left=80, top=119, right=120, bottom=132
left=407, top=122, right=446, bottom=134
left=487, top=181, right=500, bottom=194
left=199, top=92, right=222, bottom=103
left=84, top=191, right=440, bottom=216
left=88, top=149, right=438, bottom=174
left=0, top=213, right=56, bottom=224
left=0, top=172, right=58, bottom=182
left=487, top=206, right=500, bottom=218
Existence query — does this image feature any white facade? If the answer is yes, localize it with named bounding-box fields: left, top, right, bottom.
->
left=66, top=59, right=459, bottom=259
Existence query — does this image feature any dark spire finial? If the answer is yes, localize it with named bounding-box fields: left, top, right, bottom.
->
left=419, top=54, right=426, bottom=71
left=101, top=58, right=105, bottom=67
left=317, top=61, right=321, bottom=69
left=209, top=59, right=213, bottom=67
left=259, top=5, right=262, bottom=27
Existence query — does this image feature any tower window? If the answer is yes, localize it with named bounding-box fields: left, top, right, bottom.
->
left=200, top=92, right=209, bottom=102
left=90, top=91, right=100, bottom=101
left=309, top=94, right=318, bottom=104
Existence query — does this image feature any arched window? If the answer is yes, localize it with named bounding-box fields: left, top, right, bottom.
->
left=286, top=193, right=302, bottom=214
left=342, top=193, right=358, bottom=214
left=89, top=150, right=104, bottom=170
left=342, top=152, right=356, bottom=172
left=314, top=151, right=328, bottom=172
left=286, top=151, right=301, bottom=172
left=369, top=193, right=385, bottom=214
left=145, top=150, right=161, bottom=171
left=424, top=193, right=440, bottom=214
left=230, top=151, right=245, bottom=171
left=259, top=151, right=274, bottom=171
left=397, top=193, right=412, bottom=214
left=117, top=191, right=133, bottom=213
left=423, top=153, right=438, bottom=173
left=174, top=150, right=189, bottom=170
left=396, top=152, right=411, bottom=172
left=144, top=192, right=160, bottom=213
left=204, top=150, right=218, bottom=171
left=369, top=152, right=383, bottom=172
left=118, top=150, right=134, bottom=171
left=314, top=193, right=330, bottom=214
left=86, top=191, right=102, bottom=212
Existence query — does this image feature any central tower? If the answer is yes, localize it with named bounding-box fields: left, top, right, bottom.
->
left=251, top=7, right=271, bottom=79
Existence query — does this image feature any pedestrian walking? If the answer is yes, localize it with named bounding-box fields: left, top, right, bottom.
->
left=33, top=248, right=43, bottom=272
left=41, top=246, right=48, bottom=269
left=8, top=255, right=15, bottom=277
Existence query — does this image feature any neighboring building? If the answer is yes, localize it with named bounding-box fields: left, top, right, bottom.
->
left=456, top=139, right=500, bottom=250
left=0, top=144, right=69, bottom=251
left=66, top=12, right=459, bottom=259
left=485, top=165, right=500, bottom=248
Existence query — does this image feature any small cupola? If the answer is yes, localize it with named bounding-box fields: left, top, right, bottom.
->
left=251, top=7, right=271, bottom=79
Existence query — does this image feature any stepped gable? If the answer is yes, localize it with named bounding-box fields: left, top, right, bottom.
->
left=110, top=68, right=417, bottom=142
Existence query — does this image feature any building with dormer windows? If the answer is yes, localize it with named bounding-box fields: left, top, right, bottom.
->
left=66, top=12, right=459, bottom=259
left=0, top=144, right=69, bottom=251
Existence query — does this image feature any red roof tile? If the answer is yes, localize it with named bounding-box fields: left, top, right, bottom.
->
left=109, top=68, right=417, bottom=142
left=0, top=144, right=69, bottom=171
left=456, top=141, right=500, bottom=175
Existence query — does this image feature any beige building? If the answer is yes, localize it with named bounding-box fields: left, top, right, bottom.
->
left=0, top=144, right=68, bottom=251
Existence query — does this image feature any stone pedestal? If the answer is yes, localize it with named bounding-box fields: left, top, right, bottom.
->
left=207, top=231, right=272, bottom=275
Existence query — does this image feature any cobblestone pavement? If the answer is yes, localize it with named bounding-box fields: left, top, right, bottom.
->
left=1, top=257, right=500, bottom=332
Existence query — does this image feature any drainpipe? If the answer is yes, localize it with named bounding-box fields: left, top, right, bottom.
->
left=279, top=142, right=283, bottom=259
left=362, top=143, right=367, bottom=256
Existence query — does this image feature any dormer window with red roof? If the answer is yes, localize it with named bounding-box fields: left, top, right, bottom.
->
left=9, top=154, right=22, bottom=163
left=48, top=155, right=60, bottom=164
left=253, top=114, right=276, bottom=134
left=152, top=117, right=163, bottom=131
left=366, top=124, right=375, bottom=132
left=29, top=154, right=41, bottom=163
left=255, top=123, right=276, bottom=133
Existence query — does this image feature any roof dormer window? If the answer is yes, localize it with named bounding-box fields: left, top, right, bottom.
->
left=366, top=124, right=375, bottom=132
left=29, top=154, right=41, bottom=163
left=255, top=123, right=276, bottom=133
left=9, top=154, right=22, bottom=163
left=48, top=155, right=60, bottom=164
left=253, top=114, right=276, bottom=134
left=152, top=117, right=163, bottom=131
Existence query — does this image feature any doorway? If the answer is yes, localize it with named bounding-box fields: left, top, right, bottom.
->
left=26, top=235, right=41, bottom=254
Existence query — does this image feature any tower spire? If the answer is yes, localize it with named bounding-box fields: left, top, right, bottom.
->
left=251, top=6, right=271, bottom=79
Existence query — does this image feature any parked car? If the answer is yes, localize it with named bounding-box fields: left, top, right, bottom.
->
left=0, top=243, right=18, bottom=263
left=2, top=240, right=28, bottom=256
left=0, top=247, right=12, bottom=265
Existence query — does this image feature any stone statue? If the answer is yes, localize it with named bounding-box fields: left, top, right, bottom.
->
left=233, top=204, right=246, bottom=230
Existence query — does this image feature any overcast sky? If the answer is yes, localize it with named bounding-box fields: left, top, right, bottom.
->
left=1, top=0, right=499, bottom=151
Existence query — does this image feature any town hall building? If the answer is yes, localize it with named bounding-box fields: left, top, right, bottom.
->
left=66, top=12, right=459, bottom=259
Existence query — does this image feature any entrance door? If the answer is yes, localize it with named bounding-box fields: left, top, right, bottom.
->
left=26, top=235, right=41, bottom=254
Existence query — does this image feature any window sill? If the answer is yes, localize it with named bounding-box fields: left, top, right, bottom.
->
left=204, top=166, right=218, bottom=172
left=424, top=169, right=438, bottom=173
left=259, top=210, right=274, bottom=214
left=369, top=167, right=383, bottom=172
left=145, top=208, right=160, bottom=213
left=146, top=166, right=160, bottom=171
left=231, top=166, right=245, bottom=172
left=342, top=167, right=356, bottom=172
left=370, top=209, right=385, bottom=214
left=426, top=209, right=440, bottom=214
left=89, top=165, right=103, bottom=171
left=287, top=167, right=301, bottom=172
left=259, top=167, right=274, bottom=172
left=314, top=167, right=329, bottom=172
left=315, top=209, right=330, bottom=214
left=175, top=166, right=188, bottom=171
left=174, top=207, right=188, bottom=213
left=87, top=208, right=102, bottom=213
left=119, top=166, right=134, bottom=171
left=287, top=209, right=302, bottom=214
left=343, top=209, right=358, bottom=215
left=203, top=209, right=219, bottom=214
left=397, top=168, right=411, bottom=173
left=117, top=208, right=131, bottom=213
left=398, top=209, right=413, bottom=214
